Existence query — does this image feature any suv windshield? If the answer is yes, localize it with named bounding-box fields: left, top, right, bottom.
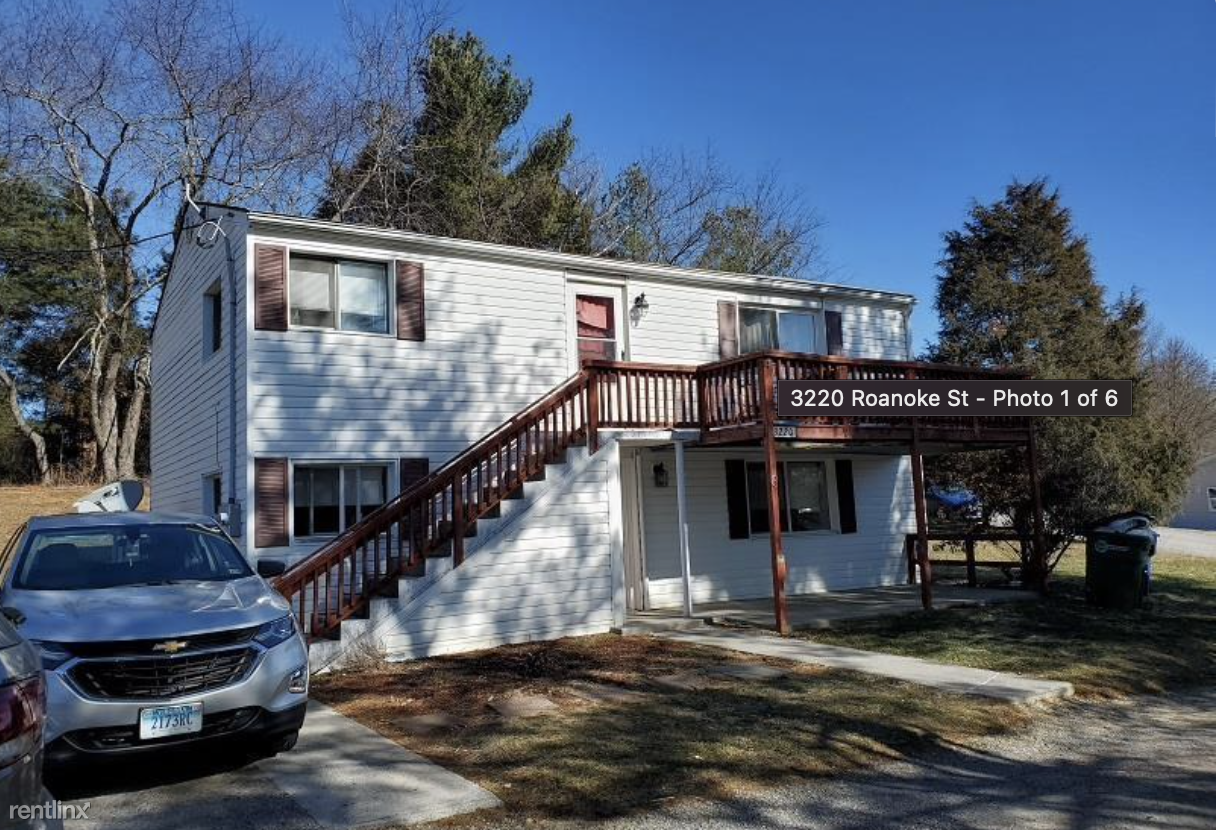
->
left=13, top=523, right=253, bottom=591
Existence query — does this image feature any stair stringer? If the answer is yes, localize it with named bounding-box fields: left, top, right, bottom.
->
left=310, top=440, right=619, bottom=671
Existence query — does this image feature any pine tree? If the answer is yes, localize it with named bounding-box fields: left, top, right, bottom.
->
left=319, top=32, right=591, bottom=252
left=930, top=180, right=1192, bottom=572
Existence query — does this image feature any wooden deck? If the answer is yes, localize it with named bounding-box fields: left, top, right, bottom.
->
left=584, top=350, right=1032, bottom=452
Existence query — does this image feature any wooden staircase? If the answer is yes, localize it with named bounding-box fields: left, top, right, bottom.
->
left=273, top=368, right=599, bottom=641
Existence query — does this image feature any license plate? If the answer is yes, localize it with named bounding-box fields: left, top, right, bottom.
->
left=138, top=702, right=203, bottom=740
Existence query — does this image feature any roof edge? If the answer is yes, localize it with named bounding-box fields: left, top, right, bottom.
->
left=246, top=211, right=916, bottom=306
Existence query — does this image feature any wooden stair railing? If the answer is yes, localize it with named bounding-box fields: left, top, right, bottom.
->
left=273, top=368, right=599, bottom=641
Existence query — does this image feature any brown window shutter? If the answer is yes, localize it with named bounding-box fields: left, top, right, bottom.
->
left=254, top=458, right=289, bottom=548
left=396, top=260, right=425, bottom=341
left=724, top=459, right=749, bottom=539
left=825, top=310, right=844, bottom=356
left=400, top=457, right=430, bottom=493
left=254, top=245, right=288, bottom=331
left=834, top=459, right=857, bottom=533
left=717, top=301, right=738, bottom=359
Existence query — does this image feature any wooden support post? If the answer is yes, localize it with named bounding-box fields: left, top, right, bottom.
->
left=1025, top=426, right=1048, bottom=592
left=965, top=538, right=977, bottom=587
left=910, top=418, right=933, bottom=610
left=906, top=535, right=917, bottom=584
left=760, top=358, right=790, bottom=635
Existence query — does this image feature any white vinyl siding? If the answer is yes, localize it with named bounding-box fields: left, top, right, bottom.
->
left=151, top=210, right=248, bottom=523
left=640, top=448, right=915, bottom=608
left=625, top=280, right=909, bottom=366
left=245, top=227, right=570, bottom=563
left=370, top=446, right=616, bottom=660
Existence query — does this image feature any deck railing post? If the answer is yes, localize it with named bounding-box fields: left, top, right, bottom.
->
left=586, top=367, right=600, bottom=454
left=451, top=473, right=466, bottom=566
left=760, top=357, right=790, bottom=635
left=965, top=537, right=977, bottom=587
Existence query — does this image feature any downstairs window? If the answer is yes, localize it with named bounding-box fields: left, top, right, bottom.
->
left=293, top=464, right=388, bottom=538
left=743, top=460, right=831, bottom=533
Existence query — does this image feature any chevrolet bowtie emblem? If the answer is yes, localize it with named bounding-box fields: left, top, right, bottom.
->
left=152, top=640, right=189, bottom=654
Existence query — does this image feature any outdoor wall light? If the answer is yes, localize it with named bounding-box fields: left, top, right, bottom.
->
left=653, top=462, right=669, bottom=488
left=630, top=292, right=650, bottom=325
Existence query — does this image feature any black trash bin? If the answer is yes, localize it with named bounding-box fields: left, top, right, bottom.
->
left=1085, top=512, right=1158, bottom=609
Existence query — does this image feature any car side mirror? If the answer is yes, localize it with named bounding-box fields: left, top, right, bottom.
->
left=1, top=606, right=26, bottom=627
left=256, top=559, right=287, bottom=578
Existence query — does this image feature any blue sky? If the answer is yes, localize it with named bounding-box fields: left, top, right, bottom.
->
left=266, top=0, right=1214, bottom=359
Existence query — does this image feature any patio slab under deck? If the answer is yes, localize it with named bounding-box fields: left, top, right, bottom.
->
left=626, top=584, right=1038, bottom=634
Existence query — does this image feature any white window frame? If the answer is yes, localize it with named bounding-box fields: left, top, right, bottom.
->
left=565, top=280, right=628, bottom=370
left=742, top=459, right=837, bottom=535
left=738, top=304, right=824, bottom=355
left=287, top=254, right=395, bottom=337
left=290, top=462, right=391, bottom=541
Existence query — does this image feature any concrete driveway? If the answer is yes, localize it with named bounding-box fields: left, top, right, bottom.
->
left=50, top=702, right=498, bottom=830
left=1155, top=527, right=1215, bottom=558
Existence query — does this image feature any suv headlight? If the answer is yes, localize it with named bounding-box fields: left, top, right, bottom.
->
left=254, top=615, right=298, bottom=649
left=29, top=641, right=72, bottom=671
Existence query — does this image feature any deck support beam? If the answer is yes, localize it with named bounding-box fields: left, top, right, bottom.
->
left=674, top=439, right=694, bottom=618
left=910, top=417, right=933, bottom=610
left=1025, top=426, right=1048, bottom=592
left=760, top=358, right=790, bottom=635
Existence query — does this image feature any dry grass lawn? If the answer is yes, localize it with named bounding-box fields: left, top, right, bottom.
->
left=313, top=634, right=1026, bottom=819
left=0, top=484, right=98, bottom=543
left=805, top=549, right=1215, bottom=699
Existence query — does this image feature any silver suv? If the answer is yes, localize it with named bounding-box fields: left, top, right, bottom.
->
left=0, top=513, right=308, bottom=764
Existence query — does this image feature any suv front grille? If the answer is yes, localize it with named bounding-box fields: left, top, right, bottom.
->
left=70, top=646, right=257, bottom=700
left=65, top=627, right=258, bottom=658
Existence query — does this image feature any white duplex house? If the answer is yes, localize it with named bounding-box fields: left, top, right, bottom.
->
left=151, top=205, right=1023, bottom=667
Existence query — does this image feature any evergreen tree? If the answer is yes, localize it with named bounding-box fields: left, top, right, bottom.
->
left=0, top=162, right=93, bottom=481
left=929, top=180, right=1192, bottom=574
left=320, top=32, right=591, bottom=252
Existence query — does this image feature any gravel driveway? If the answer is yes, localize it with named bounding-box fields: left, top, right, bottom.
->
left=477, top=689, right=1215, bottom=830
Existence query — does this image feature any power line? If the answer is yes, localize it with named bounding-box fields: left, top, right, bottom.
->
left=0, top=222, right=208, bottom=260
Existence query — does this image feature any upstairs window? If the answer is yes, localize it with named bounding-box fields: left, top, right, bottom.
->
left=739, top=307, right=816, bottom=354
left=203, top=280, right=222, bottom=356
left=289, top=256, right=390, bottom=334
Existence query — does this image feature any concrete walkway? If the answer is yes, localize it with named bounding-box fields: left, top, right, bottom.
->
left=658, top=628, right=1073, bottom=703
left=622, top=584, right=1036, bottom=634
left=62, top=702, right=500, bottom=830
